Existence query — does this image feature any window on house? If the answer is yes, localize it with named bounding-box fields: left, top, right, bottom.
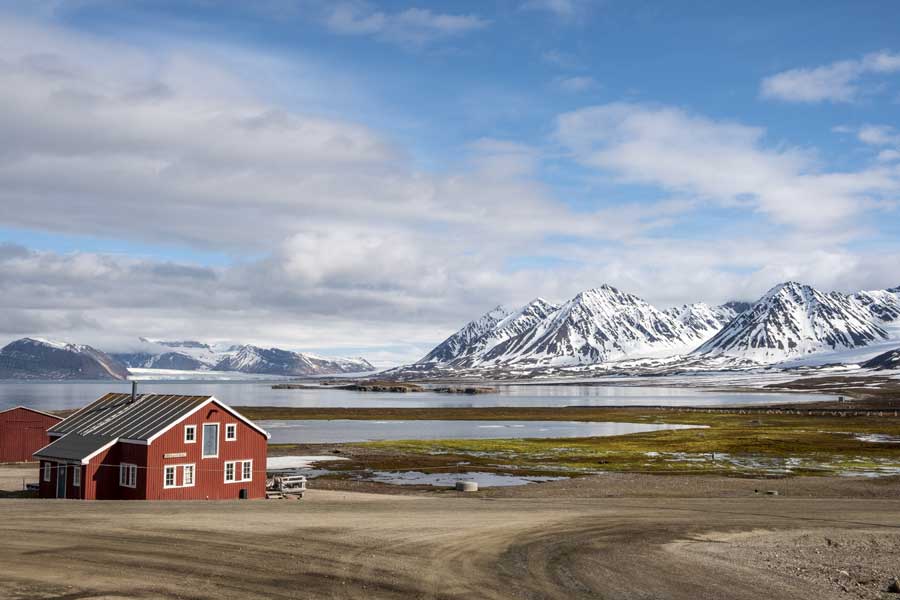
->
left=242, top=460, right=252, bottom=482
left=164, top=465, right=176, bottom=488
left=43, top=462, right=51, bottom=482
left=119, top=463, right=137, bottom=488
left=225, top=424, right=237, bottom=441
left=184, top=425, right=197, bottom=444
left=183, top=464, right=195, bottom=487
left=224, top=461, right=235, bottom=482
left=202, top=423, right=219, bottom=458
left=72, top=465, right=80, bottom=487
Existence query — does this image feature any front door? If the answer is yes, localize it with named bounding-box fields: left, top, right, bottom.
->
left=56, top=463, right=66, bottom=498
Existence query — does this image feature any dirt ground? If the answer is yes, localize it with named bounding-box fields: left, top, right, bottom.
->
left=2, top=466, right=899, bottom=600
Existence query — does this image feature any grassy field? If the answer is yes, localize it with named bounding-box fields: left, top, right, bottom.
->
left=257, top=406, right=900, bottom=479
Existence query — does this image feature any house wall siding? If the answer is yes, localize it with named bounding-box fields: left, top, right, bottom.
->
left=145, top=402, right=267, bottom=500
left=1, top=407, right=62, bottom=463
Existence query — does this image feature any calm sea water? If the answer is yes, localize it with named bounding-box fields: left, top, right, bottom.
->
left=0, top=380, right=828, bottom=411
left=261, top=419, right=704, bottom=444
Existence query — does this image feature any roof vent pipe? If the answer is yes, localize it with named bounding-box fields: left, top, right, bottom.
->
left=131, top=380, right=137, bottom=403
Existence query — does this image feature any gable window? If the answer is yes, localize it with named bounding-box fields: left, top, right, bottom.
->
left=225, top=460, right=252, bottom=483
left=184, top=425, right=197, bottom=444
left=202, top=423, right=219, bottom=458
left=225, top=424, right=237, bottom=441
left=43, top=462, right=51, bottom=482
left=72, top=465, right=80, bottom=487
left=119, top=463, right=137, bottom=488
left=164, top=465, right=176, bottom=488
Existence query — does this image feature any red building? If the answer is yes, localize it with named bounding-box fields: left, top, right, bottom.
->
left=34, top=393, right=270, bottom=500
left=0, top=406, right=62, bottom=463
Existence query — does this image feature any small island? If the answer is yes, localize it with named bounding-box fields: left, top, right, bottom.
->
left=272, top=380, right=497, bottom=394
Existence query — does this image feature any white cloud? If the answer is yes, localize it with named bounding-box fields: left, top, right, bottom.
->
left=1, top=16, right=899, bottom=365
left=761, top=50, right=900, bottom=103
left=557, top=75, right=597, bottom=93
left=556, top=102, right=899, bottom=231
left=323, top=2, right=488, bottom=45
left=857, top=124, right=900, bottom=146
left=523, top=0, right=593, bottom=19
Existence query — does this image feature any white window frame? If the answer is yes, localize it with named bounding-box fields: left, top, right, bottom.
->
left=242, top=459, right=252, bottom=482
left=162, top=464, right=196, bottom=489
left=184, top=425, right=197, bottom=444
left=72, top=465, right=80, bottom=487
left=43, top=462, right=51, bottom=482
left=163, top=465, right=177, bottom=489
left=225, top=459, right=252, bottom=484
left=202, top=423, right=219, bottom=459
left=119, top=463, right=137, bottom=488
left=225, top=423, right=237, bottom=441
left=224, top=461, right=236, bottom=483
left=182, top=464, right=195, bottom=488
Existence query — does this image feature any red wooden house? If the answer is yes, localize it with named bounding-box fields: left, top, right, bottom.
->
left=34, top=393, right=270, bottom=500
left=0, top=406, right=62, bottom=463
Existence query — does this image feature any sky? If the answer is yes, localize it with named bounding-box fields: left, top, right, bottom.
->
left=1, top=0, right=899, bottom=366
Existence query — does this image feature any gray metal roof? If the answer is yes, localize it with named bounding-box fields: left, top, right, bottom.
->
left=34, top=433, right=115, bottom=462
left=48, top=393, right=212, bottom=441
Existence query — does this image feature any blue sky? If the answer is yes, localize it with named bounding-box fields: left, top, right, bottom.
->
left=0, top=0, right=899, bottom=365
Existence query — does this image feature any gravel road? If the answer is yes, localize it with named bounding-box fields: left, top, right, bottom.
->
left=1, top=488, right=898, bottom=599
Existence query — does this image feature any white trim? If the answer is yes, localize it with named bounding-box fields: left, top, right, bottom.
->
left=182, top=463, right=195, bottom=488
left=225, top=423, right=237, bottom=441
left=184, top=424, right=197, bottom=444
left=80, top=437, right=119, bottom=465
left=72, top=464, right=80, bottom=487
left=119, top=463, right=137, bottom=488
left=32, top=433, right=119, bottom=465
left=224, top=459, right=253, bottom=484
left=162, top=463, right=196, bottom=489
left=118, top=438, right=149, bottom=446
left=144, top=397, right=271, bottom=444
left=201, top=422, right=219, bottom=459
left=0, top=405, right=63, bottom=420
left=43, top=461, right=51, bottom=482
left=163, top=465, right=177, bottom=489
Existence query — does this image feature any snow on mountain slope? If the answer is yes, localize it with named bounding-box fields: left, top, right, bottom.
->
left=852, top=287, right=900, bottom=323
left=480, top=285, right=705, bottom=367
left=417, top=305, right=511, bottom=364
left=214, top=345, right=374, bottom=376
left=436, top=298, right=560, bottom=368
left=0, top=338, right=129, bottom=380
left=112, top=338, right=374, bottom=376
left=665, top=302, right=744, bottom=341
left=695, top=282, right=888, bottom=363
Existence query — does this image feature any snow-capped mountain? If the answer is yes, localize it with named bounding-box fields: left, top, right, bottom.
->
left=422, top=299, right=559, bottom=368
left=664, top=302, right=745, bottom=340
left=0, top=338, right=129, bottom=380
left=418, top=305, right=512, bottom=364
left=695, top=282, right=889, bottom=362
left=852, top=287, right=900, bottom=323
left=114, top=339, right=374, bottom=376
left=113, top=339, right=219, bottom=370
left=409, top=281, right=900, bottom=373
left=213, top=345, right=374, bottom=376
left=483, top=285, right=716, bottom=367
